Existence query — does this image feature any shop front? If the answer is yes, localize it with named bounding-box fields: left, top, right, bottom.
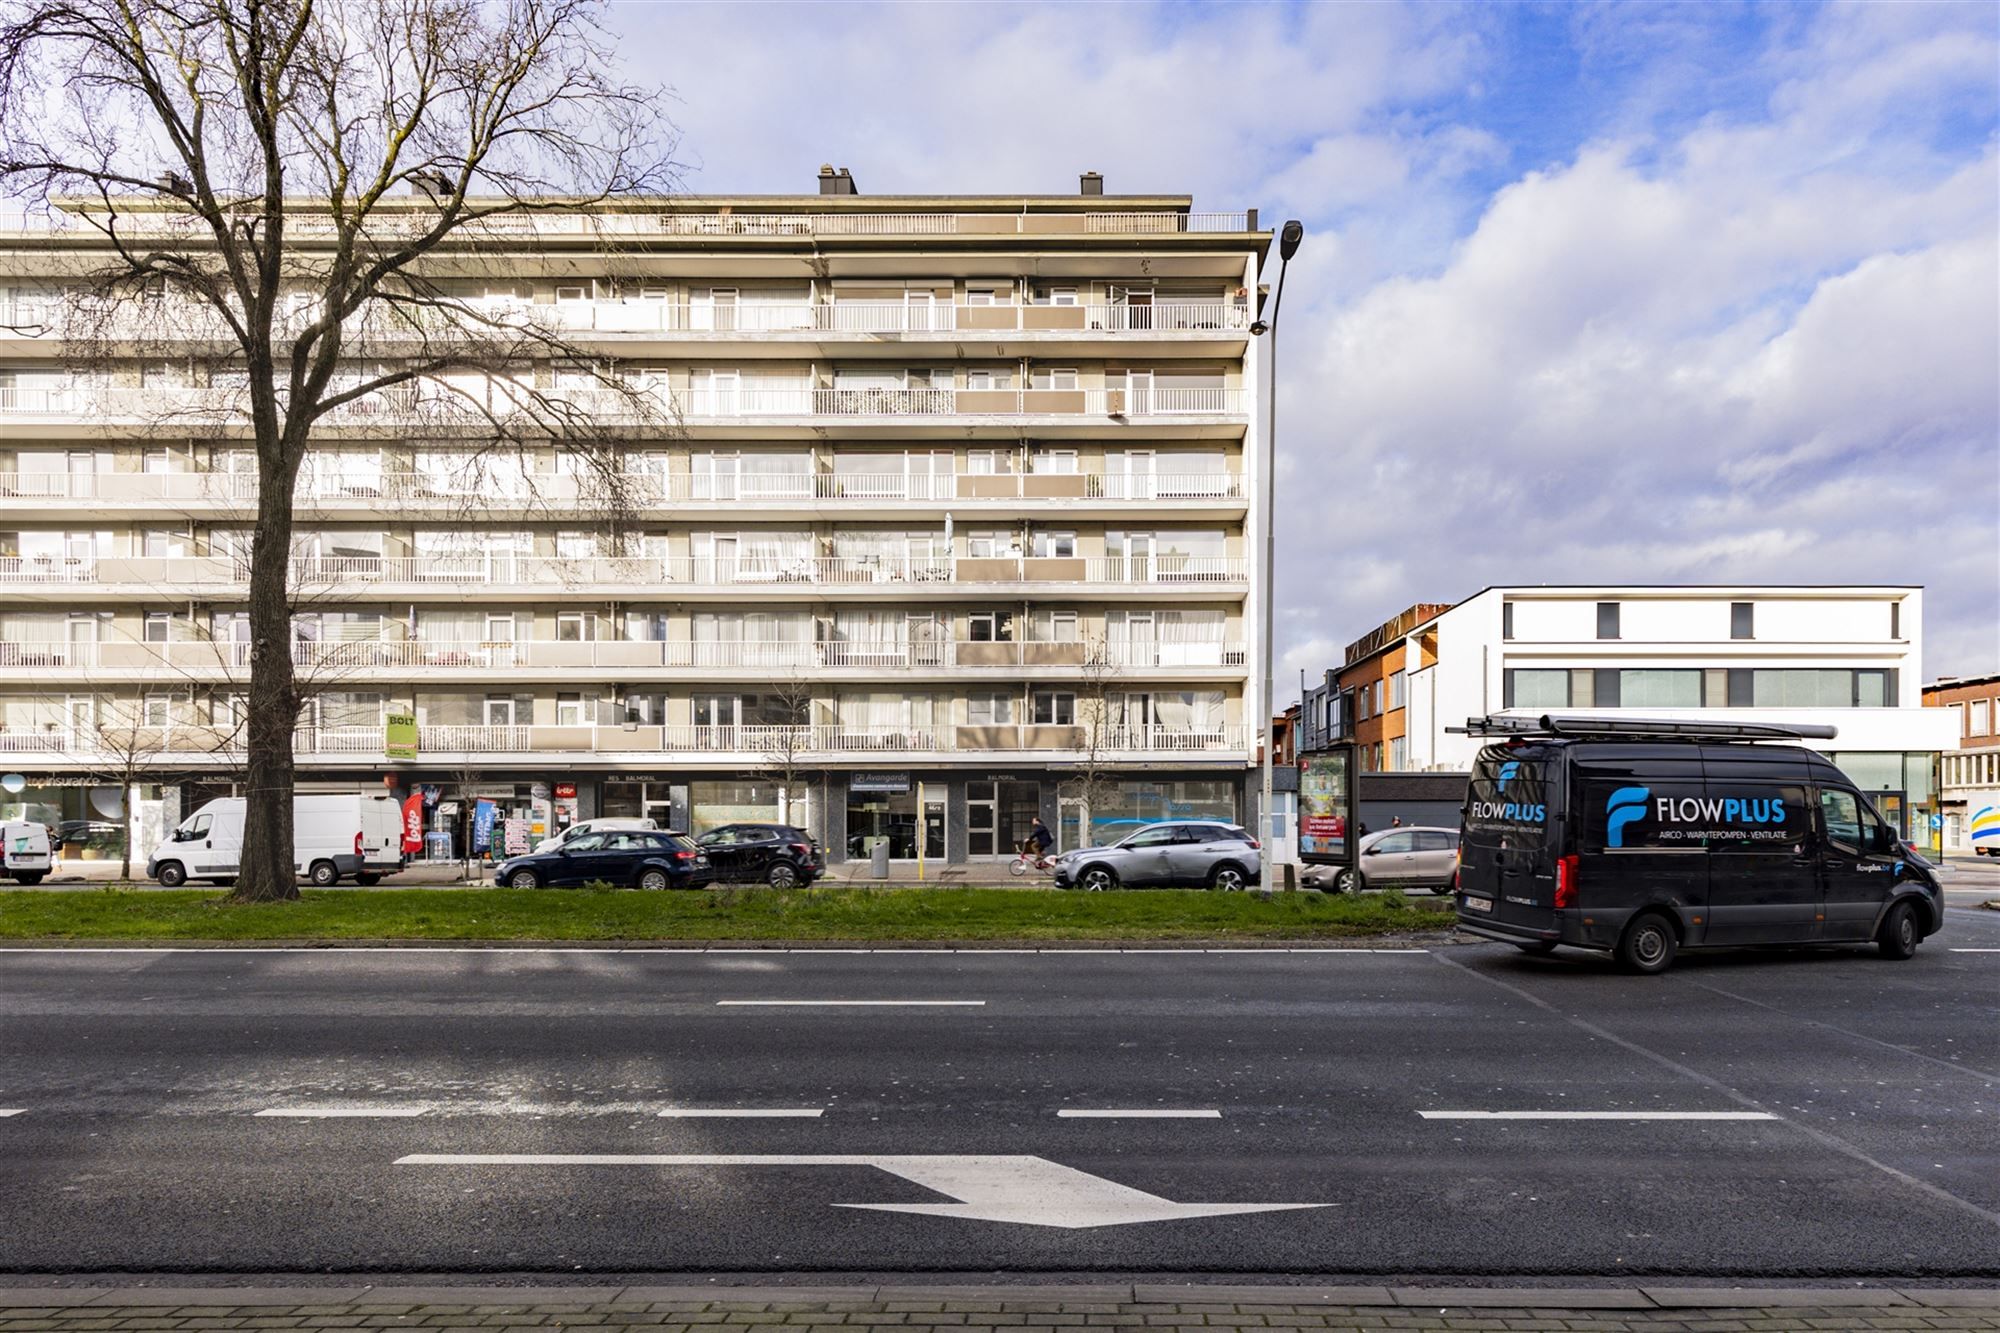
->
left=0, top=773, right=171, bottom=864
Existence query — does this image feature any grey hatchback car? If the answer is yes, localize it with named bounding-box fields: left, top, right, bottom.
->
left=1053, top=820, right=1262, bottom=892
left=1304, top=825, right=1459, bottom=894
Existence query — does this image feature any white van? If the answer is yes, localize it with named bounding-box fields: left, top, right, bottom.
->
left=538, top=816, right=658, bottom=852
left=148, top=795, right=405, bottom=888
left=0, top=820, right=54, bottom=885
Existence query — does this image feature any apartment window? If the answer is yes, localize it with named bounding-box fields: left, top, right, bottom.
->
left=965, top=449, right=1013, bottom=475
left=1502, top=602, right=1514, bottom=640
left=1596, top=602, right=1620, bottom=640
left=1032, top=531, right=1076, bottom=558
left=554, top=285, right=588, bottom=303
left=1033, top=367, right=1079, bottom=390
left=1890, top=601, right=1901, bottom=640
left=1037, top=286, right=1078, bottom=306
left=556, top=613, right=596, bottom=643
left=1505, top=669, right=1570, bottom=709
left=1947, top=701, right=1964, bottom=735
left=965, top=530, right=1016, bottom=558
left=142, top=693, right=172, bottom=727
left=1617, top=669, right=1702, bottom=708
left=967, top=692, right=1014, bottom=725
left=1731, top=601, right=1754, bottom=640
left=968, top=611, right=1014, bottom=643
left=1388, top=736, right=1407, bottom=771
left=1032, top=609, right=1079, bottom=642
left=484, top=695, right=517, bottom=726
left=965, top=287, right=1000, bottom=307
left=555, top=692, right=584, bottom=726
left=1032, top=691, right=1076, bottom=725
left=143, top=612, right=173, bottom=643
left=1353, top=686, right=1369, bottom=722
left=1388, top=670, right=1406, bottom=710
left=1972, top=699, right=1992, bottom=737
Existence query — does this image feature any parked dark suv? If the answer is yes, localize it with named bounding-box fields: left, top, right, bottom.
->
left=696, top=823, right=826, bottom=886
left=496, top=829, right=712, bottom=890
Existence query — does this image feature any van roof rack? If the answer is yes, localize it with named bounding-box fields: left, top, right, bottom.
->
left=1448, top=714, right=1838, bottom=742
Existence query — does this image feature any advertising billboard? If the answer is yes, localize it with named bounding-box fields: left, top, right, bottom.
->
left=1298, top=747, right=1356, bottom=864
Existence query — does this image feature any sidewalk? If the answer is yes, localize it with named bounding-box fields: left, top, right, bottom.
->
left=0, top=1283, right=1994, bottom=1331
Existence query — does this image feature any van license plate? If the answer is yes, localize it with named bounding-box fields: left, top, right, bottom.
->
left=1463, top=896, right=1493, bottom=913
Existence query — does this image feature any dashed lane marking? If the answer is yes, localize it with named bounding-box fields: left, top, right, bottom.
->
left=255, top=1107, right=428, bottom=1118
left=657, top=1107, right=824, bottom=1118
left=1419, top=1110, right=1778, bottom=1121
left=715, top=999, right=987, bottom=1007
left=1057, top=1109, right=1221, bottom=1119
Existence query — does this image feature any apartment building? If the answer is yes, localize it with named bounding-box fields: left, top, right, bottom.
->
left=1299, top=586, right=1956, bottom=849
left=1924, top=672, right=2000, bottom=853
left=0, top=173, right=1270, bottom=864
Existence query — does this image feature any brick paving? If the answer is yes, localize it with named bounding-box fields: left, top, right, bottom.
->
left=0, top=1287, right=1994, bottom=1333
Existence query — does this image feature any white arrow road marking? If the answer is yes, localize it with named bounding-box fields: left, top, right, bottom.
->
left=392, top=1153, right=1322, bottom=1230
left=1419, top=1110, right=1777, bottom=1121
left=0, top=1109, right=23, bottom=1118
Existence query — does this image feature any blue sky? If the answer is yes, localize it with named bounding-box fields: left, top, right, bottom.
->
left=607, top=0, right=1999, bottom=684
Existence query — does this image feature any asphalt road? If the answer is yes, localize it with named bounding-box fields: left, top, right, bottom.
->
left=0, top=909, right=1995, bottom=1280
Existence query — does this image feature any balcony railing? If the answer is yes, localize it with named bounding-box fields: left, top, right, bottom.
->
left=1, top=723, right=1246, bottom=758
left=4, top=637, right=1247, bottom=673
left=0, top=209, right=1254, bottom=241
left=0, top=383, right=1244, bottom=423
left=0, top=553, right=1249, bottom=589
left=0, top=468, right=1246, bottom=507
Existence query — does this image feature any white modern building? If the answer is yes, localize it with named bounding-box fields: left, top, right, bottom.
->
left=0, top=173, right=1273, bottom=865
left=1368, top=586, right=1955, bottom=846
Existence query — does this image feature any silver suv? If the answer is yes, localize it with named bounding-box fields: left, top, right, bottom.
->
left=1304, top=825, right=1459, bottom=894
left=1053, top=820, right=1262, bottom=891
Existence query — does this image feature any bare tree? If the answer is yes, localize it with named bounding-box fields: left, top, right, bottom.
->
left=758, top=672, right=818, bottom=840
left=1058, top=637, right=1123, bottom=851
left=57, top=692, right=243, bottom=882
left=0, top=0, right=678, bottom=901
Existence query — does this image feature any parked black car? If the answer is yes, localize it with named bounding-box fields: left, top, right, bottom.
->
left=495, top=829, right=712, bottom=890
left=696, top=823, right=826, bottom=886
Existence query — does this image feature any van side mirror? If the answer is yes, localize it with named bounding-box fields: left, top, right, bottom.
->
left=1871, top=824, right=1899, bottom=855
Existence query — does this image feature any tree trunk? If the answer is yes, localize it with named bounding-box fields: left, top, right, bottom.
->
left=120, top=779, right=132, bottom=883
left=231, top=472, right=300, bottom=903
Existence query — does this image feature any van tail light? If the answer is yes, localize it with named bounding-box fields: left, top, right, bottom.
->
left=354, top=831, right=364, bottom=855
left=1554, top=854, right=1579, bottom=909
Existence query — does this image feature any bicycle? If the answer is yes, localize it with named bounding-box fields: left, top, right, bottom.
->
left=1008, top=846, right=1056, bottom=877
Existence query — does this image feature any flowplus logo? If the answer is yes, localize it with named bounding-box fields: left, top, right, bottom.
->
left=1605, top=786, right=1652, bottom=849
left=1496, top=761, right=1520, bottom=792
left=1469, top=762, right=1544, bottom=825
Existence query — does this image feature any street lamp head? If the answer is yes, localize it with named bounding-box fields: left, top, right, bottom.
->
left=1279, top=219, right=1303, bottom=260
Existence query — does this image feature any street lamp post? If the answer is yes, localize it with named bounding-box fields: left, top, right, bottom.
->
left=1254, top=220, right=1303, bottom=874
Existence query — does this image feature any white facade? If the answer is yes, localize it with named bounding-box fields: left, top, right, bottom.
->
left=1395, top=586, right=1954, bottom=841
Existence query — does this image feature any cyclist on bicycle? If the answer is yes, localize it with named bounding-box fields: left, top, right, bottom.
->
left=1022, top=816, right=1055, bottom=861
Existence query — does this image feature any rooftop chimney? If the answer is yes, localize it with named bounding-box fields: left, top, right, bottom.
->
left=818, top=164, right=858, bottom=196
left=1080, top=171, right=1103, bottom=196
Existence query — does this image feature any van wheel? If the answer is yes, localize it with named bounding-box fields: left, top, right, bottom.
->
left=507, top=869, right=540, bottom=890
left=1209, top=863, right=1247, bottom=892
left=353, top=873, right=381, bottom=887
left=308, top=860, right=339, bottom=887
left=1429, top=884, right=1454, bottom=896
left=1514, top=940, right=1558, bottom=955
left=13, top=872, right=43, bottom=886
left=156, top=861, right=186, bottom=888
left=767, top=863, right=800, bottom=888
left=1616, top=912, right=1678, bottom=975
left=638, top=868, right=670, bottom=892
left=1877, top=901, right=1920, bottom=960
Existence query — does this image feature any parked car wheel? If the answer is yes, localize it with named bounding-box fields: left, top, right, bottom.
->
left=1079, top=865, right=1118, bottom=892
left=1209, top=863, right=1248, bottom=892
left=1877, top=900, right=1920, bottom=960
left=767, top=863, right=800, bottom=888
left=638, top=868, right=670, bottom=892
left=155, top=861, right=187, bottom=888
left=1616, top=912, right=1678, bottom=975
left=353, top=873, right=381, bottom=887
left=1513, top=940, right=1558, bottom=955
left=506, top=869, right=540, bottom=889
left=308, top=860, right=339, bottom=887
left=1336, top=867, right=1359, bottom=894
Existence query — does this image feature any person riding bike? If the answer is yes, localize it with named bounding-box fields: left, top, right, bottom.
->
left=1021, top=816, right=1055, bottom=861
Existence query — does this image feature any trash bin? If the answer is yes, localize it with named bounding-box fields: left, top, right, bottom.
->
left=869, top=839, right=890, bottom=878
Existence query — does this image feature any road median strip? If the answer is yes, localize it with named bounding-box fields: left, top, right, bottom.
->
left=0, top=885, right=1454, bottom=945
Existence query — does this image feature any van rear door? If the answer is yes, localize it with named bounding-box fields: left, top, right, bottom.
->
left=1458, top=744, right=1561, bottom=932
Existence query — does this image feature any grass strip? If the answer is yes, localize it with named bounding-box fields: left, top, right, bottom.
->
left=0, top=885, right=1453, bottom=944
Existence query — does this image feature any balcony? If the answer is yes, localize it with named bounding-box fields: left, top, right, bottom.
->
left=0, top=553, right=1250, bottom=597
left=1, top=636, right=1248, bottom=677
left=0, top=383, right=1244, bottom=432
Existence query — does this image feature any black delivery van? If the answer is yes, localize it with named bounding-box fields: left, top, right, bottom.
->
left=1453, top=715, right=1944, bottom=974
